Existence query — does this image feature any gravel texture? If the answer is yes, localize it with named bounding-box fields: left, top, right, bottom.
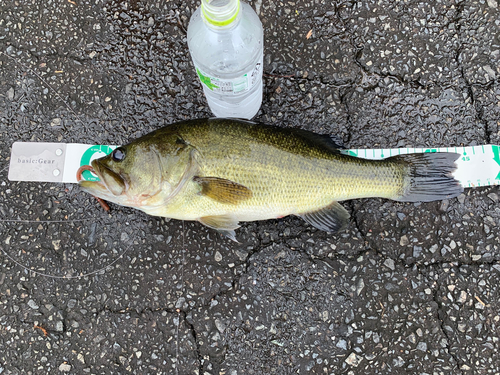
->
left=0, top=0, right=499, bottom=374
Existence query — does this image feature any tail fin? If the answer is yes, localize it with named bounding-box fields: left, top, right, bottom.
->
left=392, top=153, right=463, bottom=202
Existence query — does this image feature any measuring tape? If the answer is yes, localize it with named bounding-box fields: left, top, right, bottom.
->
left=8, top=143, right=500, bottom=188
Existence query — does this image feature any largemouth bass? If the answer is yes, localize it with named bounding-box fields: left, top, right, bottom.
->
left=78, top=118, right=463, bottom=240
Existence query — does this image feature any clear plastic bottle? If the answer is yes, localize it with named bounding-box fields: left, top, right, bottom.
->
left=187, top=0, right=263, bottom=119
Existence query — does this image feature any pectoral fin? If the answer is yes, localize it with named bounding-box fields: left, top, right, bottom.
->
left=194, top=176, right=252, bottom=205
left=199, top=215, right=241, bottom=242
left=298, top=201, right=350, bottom=233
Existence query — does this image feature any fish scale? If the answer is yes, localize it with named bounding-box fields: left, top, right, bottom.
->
left=178, top=129, right=395, bottom=219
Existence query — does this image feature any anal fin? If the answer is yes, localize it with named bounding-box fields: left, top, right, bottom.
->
left=199, top=215, right=241, bottom=242
left=298, top=201, right=350, bottom=233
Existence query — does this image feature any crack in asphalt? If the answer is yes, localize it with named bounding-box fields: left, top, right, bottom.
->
left=91, top=305, right=204, bottom=371
left=346, top=200, right=403, bottom=269
left=352, top=44, right=429, bottom=89
left=416, top=256, right=500, bottom=268
left=459, top=66, right=490, bottom=143
left=346, top=201, right=367, bottom=245
left=451, top=1, right=491, bottom=145
left=338, top=79, right=355, bottom=145
left=430, top=277, right=466, bottom=375
left=178, top=309, right=203, bottom=375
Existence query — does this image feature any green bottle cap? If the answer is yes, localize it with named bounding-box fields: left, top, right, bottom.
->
left=201, top=0, right=241, bottom=27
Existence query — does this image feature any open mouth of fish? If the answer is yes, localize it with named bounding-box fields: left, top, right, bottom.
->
left=77, top=161, right=127, bottom=193
left=76, top=164, right=98, bottom=183
left=76, top=164, right=122, bottom=210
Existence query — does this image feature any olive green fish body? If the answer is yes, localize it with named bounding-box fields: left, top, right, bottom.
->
left=79, top=118, right=462, bottom=238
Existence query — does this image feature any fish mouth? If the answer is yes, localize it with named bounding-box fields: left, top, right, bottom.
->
left=76, top=164, right=97, bottom=183
left=77, top=161, right=127, bottom=197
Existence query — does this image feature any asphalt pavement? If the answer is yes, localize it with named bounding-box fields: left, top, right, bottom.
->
left=0, top=0, right=499, bottom=374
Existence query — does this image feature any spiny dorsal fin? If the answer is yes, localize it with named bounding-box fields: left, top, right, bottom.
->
left=298, top=201, right=350, bottom=233
left=288, top=128, right=344, bottom=152
left=194, top=176, right=252, bottom=205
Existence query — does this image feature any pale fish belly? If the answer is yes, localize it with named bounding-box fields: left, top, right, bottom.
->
left=142, top=182, right=335, bottom=222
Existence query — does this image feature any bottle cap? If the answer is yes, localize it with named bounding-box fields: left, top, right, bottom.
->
left=201, top=0, right=240, bottom=27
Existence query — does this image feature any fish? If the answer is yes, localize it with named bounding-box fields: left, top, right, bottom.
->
left=78, top=118, right=463, bottom=240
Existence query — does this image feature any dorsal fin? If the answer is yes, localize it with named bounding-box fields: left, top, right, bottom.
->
left=287, top=128, right=344, bottom=152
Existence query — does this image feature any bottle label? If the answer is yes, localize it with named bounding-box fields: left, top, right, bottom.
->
left=195, top=63, right=262, bottom=94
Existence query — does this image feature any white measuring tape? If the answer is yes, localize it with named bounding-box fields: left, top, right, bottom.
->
left=8, top=142, right=500, bottom=188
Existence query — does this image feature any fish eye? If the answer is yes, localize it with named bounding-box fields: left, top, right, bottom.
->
left=112, top=147, right=126, bottom=162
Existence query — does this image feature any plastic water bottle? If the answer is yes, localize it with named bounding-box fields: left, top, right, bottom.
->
left=187, top=0, right=264, bottom=119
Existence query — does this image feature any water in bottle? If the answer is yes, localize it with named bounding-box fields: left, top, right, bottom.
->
left=187, top=0, right=264, bottom=119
